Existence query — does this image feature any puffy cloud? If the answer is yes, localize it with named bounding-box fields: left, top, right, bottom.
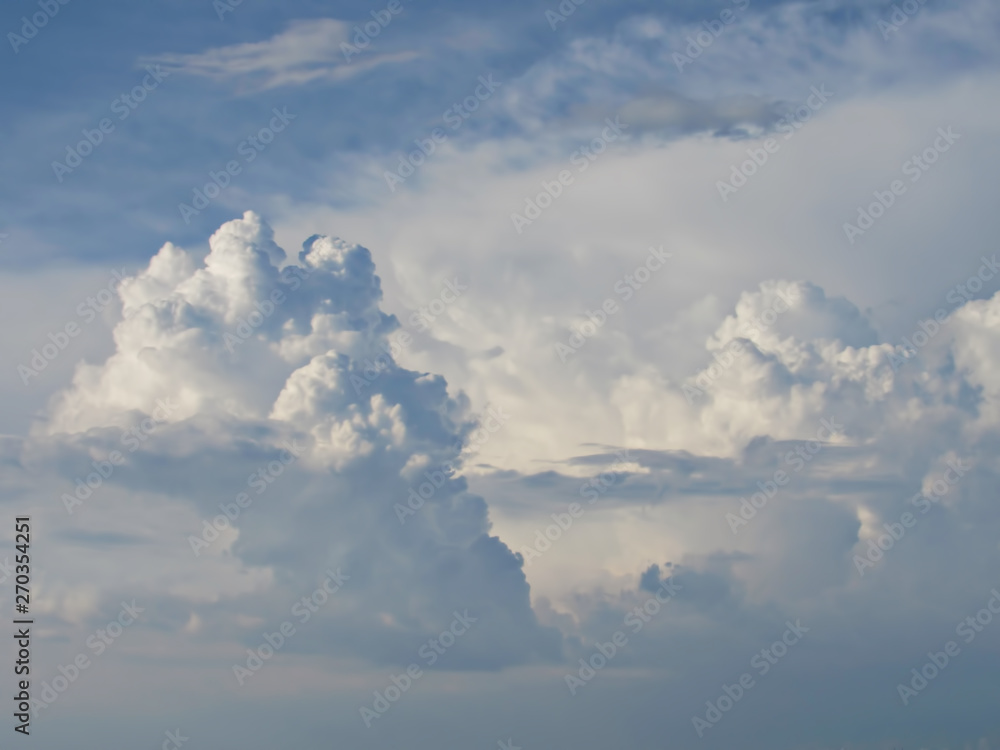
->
left=25, top=212, right=561, bottom=668
left=950, top=290, right=1000, bottom=424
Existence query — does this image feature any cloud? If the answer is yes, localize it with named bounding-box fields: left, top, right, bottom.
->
left=144, top=19, right=419, bottom=92
left=617, top=92, right=780, bottom=136
left=26, top=211, right=561, bottom=669
left=6, top=0, right=1000, bottom=743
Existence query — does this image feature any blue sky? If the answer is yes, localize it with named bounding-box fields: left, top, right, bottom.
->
left=3, top=0, right=1000, bottom=748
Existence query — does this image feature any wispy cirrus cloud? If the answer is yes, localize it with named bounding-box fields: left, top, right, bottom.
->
left=143, top=19, right=419, bottom=93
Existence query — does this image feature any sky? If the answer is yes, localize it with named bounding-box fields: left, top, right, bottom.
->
left=2, top=0, right=1000, bottom=748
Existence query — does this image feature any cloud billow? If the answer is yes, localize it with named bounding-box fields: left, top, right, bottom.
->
left=35, top=211, right=562, bottom=669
